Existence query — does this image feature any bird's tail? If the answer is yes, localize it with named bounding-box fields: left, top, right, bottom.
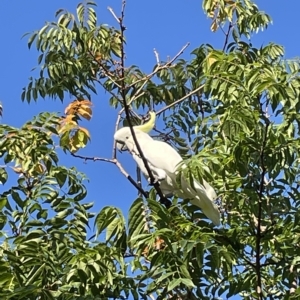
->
left=190, top=196, right=220, bottom=226
left=182, top=177, right=221, bottom=226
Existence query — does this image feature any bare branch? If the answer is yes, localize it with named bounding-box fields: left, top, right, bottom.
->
left=154, top=48, right=160, bottom=66
left=107, top=6, right=120, bottom=24
left=136, top=166, right=142, bottom=197
left=222, top=22, right=233, bottom=52
left=95, top=77, right=121, bottom=103
left=127, top=42, right=190, bottom=106
left=156, top=84, right=204, bottom=115
left=70, top=152, right=149, bottom=198
left=113, top=108, right=124, bottom=158
left=117, top=0, right=171, bottom=208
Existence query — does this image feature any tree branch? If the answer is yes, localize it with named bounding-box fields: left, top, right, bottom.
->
left=113, top=109, right=124, bottom=159
left=88, top=49, right=122, bottom=89
left=70, top=153, right=149, bottom=198
left=126, top=42, right=190, bottom=106
left=107, top=6, right=121, bottom=24
left=153, top=48, right=160, bottom=66
left=156, top=84, right=204, bottom=115
left=256, top=119, right=270, bottom=298
left=117, top=0, right=171, bottom=208
left=136, top=165, right=142, bottom=197
left=222, top=22, right=233, bottom=52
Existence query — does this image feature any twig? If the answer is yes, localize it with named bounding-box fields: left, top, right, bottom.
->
left=117, top=0, right=171, bottom=208
left=136, top=166, right=142, bottom=197
left=95, top=78, right=121, bottom=103
left=156, top=84, right=204, bottom=115
left=107, top=6, right=120, bottom=24
left=70, top=153, right=149, bottom=198
left=154, top=48, right=160, bottom=66
left=222, top=22, right=233, bottom=52
left=127, top=42, right=190, bottom=105
left=113, top=108, right=124, bottom=158
left=88, top=49, right=122, bottom=89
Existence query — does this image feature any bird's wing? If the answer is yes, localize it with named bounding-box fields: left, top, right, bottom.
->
left=119, top=129, right=220, bottom=224
left=141, top=140, right=183, bottom=173
left=203, top=180, right=217, bottom=201
left=131, top=152, right=167, bottom=182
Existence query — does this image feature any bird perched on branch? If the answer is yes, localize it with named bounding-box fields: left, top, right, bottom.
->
left=114, top=111, right=220, bottom=225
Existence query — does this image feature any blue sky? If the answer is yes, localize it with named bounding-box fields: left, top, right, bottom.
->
left=0, top=1, right=300, bottom=298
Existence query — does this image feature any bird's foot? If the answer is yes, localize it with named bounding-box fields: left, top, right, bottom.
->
left=148, top=177, right=160, bottom=186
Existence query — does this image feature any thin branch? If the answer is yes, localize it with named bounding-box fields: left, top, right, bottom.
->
left=88, top=49, right=122, bottom=89
left=153, top=48, right=160, bottom=66
left=222, top=22, right=233, bottom=52
left=107, top=6, right=120, bottom=24
left=95, top=78, right=121, bottom=102
left=127, top=42, right=190, bottom=106
left=256, top=119, right=270, bottom=299
left=70, top=153, right=149, bottom=198
left=117, top=0, right=171, bottom=208
left=137, top=166, right=152, bottom=234
left=156, top=84, right=204, bottom=115
left=71, top=153, right=114, bottom=163
left=113, top=108, right=124, bottom=158
left=136, top=166, right=142, bottom=197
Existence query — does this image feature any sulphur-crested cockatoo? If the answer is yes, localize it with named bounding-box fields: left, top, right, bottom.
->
left=114, top=112, right=220, bottom=225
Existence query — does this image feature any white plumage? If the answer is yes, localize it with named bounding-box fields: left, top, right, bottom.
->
left=114, top=123, right=220, bottom=226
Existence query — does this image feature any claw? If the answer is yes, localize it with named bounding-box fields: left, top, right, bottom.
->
left=148, top=177, right=160, bottom=186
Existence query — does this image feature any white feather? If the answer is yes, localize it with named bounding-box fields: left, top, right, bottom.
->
left=114, top=127, right=220, bottom=225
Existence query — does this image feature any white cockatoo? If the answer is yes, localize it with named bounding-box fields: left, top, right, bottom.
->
left=114, top=112, right=220, bottom=225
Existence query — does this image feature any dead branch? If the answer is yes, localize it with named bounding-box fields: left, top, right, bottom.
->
left=156, top=84, right=204, bottom=115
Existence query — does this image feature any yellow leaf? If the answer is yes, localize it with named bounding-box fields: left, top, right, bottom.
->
left=77, top=107, right=92, bottom=120
left=95, top=51, right=102, bottom=61
left=34, top=163, right=44, bottom=174
left=64, top=100, right=93, bottom=119
left=207, top=55, right=217, bottom=67
left=10, top=166, right=23, bottom=174
left=79, top=127, right=91, bottom=139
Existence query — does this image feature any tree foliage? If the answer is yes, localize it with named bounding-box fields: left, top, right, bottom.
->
left=1, top=0, right=300, bottom=299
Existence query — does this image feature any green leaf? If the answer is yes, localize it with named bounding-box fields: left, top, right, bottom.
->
left=0, top=168, right=8, bottom=184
